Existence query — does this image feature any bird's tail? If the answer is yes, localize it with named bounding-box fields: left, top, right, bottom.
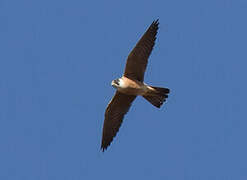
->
left=143, top=86, right=170, bottom=108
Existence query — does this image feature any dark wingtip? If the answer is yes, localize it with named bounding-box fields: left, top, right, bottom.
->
left=101, top=142, right=111, bottom=152
left=153, top=19, right=159, bottom=25
left=150, top=19, right=159, bottom=33
left=101, top=146, right=106, bottom=152
left=101, top=138, right=113, bottom=152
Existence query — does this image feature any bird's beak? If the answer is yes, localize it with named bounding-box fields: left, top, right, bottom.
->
left=111, top=80, right=115, bottom=87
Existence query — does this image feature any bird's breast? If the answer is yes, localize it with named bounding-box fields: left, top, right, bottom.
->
left=116, top=77, right=148, bottom=95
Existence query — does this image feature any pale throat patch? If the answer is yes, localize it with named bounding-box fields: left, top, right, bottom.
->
left=118, top=78, right=126, bottom=88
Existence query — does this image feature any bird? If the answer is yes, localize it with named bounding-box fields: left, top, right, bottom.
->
left=101, top=19, right=170, bottom=152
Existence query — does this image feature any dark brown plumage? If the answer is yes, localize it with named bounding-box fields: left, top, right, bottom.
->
left=101, top=19, right=168, bottom=152
left=124, top=19, right=159, bottom=82
left=101, top=92, right=136, bottom=152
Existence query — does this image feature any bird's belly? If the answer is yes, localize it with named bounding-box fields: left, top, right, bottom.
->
left=117, top=86, right=147, bottom=95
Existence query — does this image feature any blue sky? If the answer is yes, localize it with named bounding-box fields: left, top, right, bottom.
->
left=1, top=0, right=247, bottom=179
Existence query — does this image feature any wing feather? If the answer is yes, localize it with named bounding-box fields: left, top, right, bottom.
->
left=124, top=19, right=159, bottom=82
left=101, top=91, right=136, bottom=151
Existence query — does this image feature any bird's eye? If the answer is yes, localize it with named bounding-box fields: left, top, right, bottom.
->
left=114, top=79, right=119, bottom=85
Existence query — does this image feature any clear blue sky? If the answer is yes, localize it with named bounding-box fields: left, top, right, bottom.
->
left=1, top=0, right=247, bottom=179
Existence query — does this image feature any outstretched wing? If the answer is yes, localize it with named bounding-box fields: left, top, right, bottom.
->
left=124, top=19, right=159, bottom=82
left=101, top=91, right=136, bottom=151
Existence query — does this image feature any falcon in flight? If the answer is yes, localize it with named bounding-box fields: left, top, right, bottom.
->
left=101, top=19, right=170, bottom=152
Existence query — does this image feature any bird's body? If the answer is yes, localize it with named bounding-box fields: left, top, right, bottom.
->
left=112, top=77, right=149, bottom=96
left=101, top=19, right=170, bottom=152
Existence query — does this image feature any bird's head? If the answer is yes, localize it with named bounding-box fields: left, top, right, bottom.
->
left=111, top=78, right=121, bottom=89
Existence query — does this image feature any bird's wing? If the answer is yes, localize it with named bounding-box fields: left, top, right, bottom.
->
left=101, top=91, right=136, bottom=151
left=124, top=19, right=159, bottom=82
